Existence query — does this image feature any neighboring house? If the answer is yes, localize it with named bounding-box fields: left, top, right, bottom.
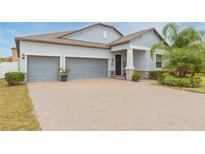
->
left=11, top=48, right=19, bottom=62
left=15, top=23, right=167, bottom=82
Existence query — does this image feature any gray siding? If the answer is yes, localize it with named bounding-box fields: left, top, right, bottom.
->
left=131, top=31, right=161, bottom=47
left=64, top=25, right=121, bottom=44
left=66, top=57, right=108, bottom=80
left=27, top=56, right=60, bottom=82
left=133, top=50, right=147, bottom=71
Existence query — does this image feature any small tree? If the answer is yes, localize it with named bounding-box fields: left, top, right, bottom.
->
left=150, top=23, right=205, bottom=77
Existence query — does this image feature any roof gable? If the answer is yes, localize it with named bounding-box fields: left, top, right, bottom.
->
left=131, top=31, right=162, bottom=47
left=60, top=23, right=123, bottom=38
left=61, top=23, right=123, bottom=44
left=110, top=28, right=168, bottom=46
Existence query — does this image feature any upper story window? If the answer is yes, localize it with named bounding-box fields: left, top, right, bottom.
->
left=156, top=54, right=162, bottom=68
left=102, top=30, right=107, bottom=39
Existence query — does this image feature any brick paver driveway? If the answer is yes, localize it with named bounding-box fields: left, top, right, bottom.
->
left=28, top=78, right=205, bottom=130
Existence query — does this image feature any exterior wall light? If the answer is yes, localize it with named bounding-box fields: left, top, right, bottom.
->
left=22, top=54, right=25, bottom=60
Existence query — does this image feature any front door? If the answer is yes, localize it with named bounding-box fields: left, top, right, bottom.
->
left=115, top=54, right=122, bottom=75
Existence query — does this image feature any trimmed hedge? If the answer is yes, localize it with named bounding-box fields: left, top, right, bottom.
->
left=4, top=72, right=25, bottom=86
left=149, top=71, right=166, bottom=80
left=162, top=75, right=201, bottom=88
left=132, top=72, right=140, bottom=82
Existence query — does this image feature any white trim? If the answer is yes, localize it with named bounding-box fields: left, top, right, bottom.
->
left=63, top=56, right=66, bottom=70
left=64, top=55, right=109, bottom=59
left=130, top=45, right=150, bottom=51
left=107, top=58, right=110, bottom=77
left=60, top=56, right=63, bottom=69
left=114, top=53, right=123, bottom=76
left=24, top=52, right=62, bottom=57
left=111, top=43, right=130, bottom=51
left=25, top=53, right=27, bottom=74
left=111, top=44, right=149, bottom=52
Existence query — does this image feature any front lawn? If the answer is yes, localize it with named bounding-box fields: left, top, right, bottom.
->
left=0, top=79, right=40, bottom=130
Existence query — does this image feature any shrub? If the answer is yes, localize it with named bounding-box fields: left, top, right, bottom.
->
left=4, top=72, right=25, bottom=86
left=190, top=77, right=202, bottom=88
left=157, top=72, right=168, bottom=84
left=197, top=73, right=205, bottom=77
left=149, top=71, right=166, bottom=80
left=132, top=72, right=140, bottom=82
left=162, top=74, right=201, bottom=88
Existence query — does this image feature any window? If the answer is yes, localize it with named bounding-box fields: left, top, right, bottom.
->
left=103, top=30, right=107, bottom=38
left=156, top=54, right=162, bottom=68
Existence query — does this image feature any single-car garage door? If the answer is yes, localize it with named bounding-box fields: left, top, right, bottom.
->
left=66, top=57, right=108, bottom=80
left=27, top=56, right=60, bottom=82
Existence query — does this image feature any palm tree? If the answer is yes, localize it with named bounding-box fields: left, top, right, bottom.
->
left=150, top=23, right=205, bottom=77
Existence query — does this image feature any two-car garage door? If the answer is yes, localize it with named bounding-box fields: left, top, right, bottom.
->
left=27, top=56, right=108, bottom=82
left=66, top=58, right=108, bottom=80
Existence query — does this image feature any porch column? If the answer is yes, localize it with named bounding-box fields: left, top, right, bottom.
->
left=60, top=55, right=65, bottom=70
left=125, top=48, right=134, bottom=80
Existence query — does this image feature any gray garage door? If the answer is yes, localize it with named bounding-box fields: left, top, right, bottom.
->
left=66, top=57, right=108, bottom=80
left=27, top=56, right=60, bottom=82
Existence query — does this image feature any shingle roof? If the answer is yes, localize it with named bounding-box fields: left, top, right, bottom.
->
left=15, top=23, right=123, bottom=56
left=110, top=28, right=168, bottom=46
left=15, top=32, right=109, bottom=49
left=15, top=23, right=167, bottom=57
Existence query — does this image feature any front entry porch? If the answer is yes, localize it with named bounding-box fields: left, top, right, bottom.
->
left=111, top=47, right=148, bottom=80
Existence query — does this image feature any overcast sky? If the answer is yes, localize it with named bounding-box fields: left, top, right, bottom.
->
left=0, top=22, right=204, bottom=57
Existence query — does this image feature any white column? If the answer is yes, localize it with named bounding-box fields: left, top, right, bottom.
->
left=24, top=54, right=27, bottom=73
left=23, top=54, right=28, bottom=81
left=125, top=48, right=134, bottom=70
left=125, top=48, right=134, bottom=80
left=60, top=55, right=65, bottom=70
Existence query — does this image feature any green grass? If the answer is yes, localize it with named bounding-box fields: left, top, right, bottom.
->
left=0, top=79, right=40, bottom=130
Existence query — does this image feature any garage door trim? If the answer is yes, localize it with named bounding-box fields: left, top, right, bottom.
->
left=64, top=55, right=109, bottom=60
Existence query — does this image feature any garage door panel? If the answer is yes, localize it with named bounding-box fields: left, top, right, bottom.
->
left=28, top=56, right=60, bottom=82
left=66, top=58, right=108, bottom=80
